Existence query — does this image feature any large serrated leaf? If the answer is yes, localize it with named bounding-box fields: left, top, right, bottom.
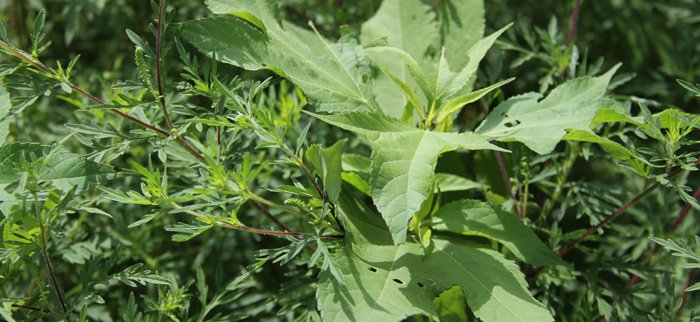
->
left=309, top=111, right=503, bottom=243
left=476, top=65, right=620, bottom=154
left=433, top=0, right=485, bottom=71
left=429, top=199, right=564, bottom=266
left=182, top=1, right=375, bottom=113
left=431, top=24, right=510, bottom=109
left=317, top=238, right=553, bottom=322
left=361, top=0, right=436, bottom=117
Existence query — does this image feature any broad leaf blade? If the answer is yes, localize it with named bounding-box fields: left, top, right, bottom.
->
left=476, top=65, right=620, bottom=154
left=0, top=78, right=12, bottom=145
left=432, top=0, right=485, bottom=70
left=309, top=111, right=503, bottom=243
left=0, top=143, right=114, bottom=191
left=183, top=2, right=374, bottom=113
left=317, top=238, right=553, bottom=322
left=361, top=0, right=436, bottom=117
left=306, top=140, right=345, bottom=203
left=430, top=199, right=564, bottom=266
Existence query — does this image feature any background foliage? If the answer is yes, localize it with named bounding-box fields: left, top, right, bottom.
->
left=1, top=0, right=699, bottom=321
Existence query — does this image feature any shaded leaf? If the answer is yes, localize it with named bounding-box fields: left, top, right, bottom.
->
left=430, top=199, right=564, bottom=266
left=317, top=238, right=552, bottom=322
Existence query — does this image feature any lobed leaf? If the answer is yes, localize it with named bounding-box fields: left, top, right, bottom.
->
left=317, top=238, right=553, bottom=322
left=476, top=65, right=620, bottom=154
left=182, top=1, right=375, bottom=113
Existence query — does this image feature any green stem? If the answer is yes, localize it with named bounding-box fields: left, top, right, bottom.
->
left=155, top=0, right=175, bottom=130
left=33, top=190, right=68, bottom=316
left=170, top=203, right=342, bottom=239
left=538, top=143, right=579, bottom=221
left=0, top=40, right=203, bottom=160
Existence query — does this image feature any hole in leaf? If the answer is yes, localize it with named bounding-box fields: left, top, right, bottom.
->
left=417, top=282, right=424, bottom=288
left=368, top=267, right=377, bottom=272
left=504, top=119, right=521, bottom=128
left=392, top=278, right=403, bottom=284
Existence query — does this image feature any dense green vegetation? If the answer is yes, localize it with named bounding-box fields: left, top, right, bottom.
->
left=1, top=1, right=699, bottom=321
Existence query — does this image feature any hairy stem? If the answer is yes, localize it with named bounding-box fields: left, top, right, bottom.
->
left=250, top=200, right=293, bottom=232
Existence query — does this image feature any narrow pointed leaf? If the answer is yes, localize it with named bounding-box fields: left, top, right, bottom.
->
left=436, top=77, right=514, bottom=123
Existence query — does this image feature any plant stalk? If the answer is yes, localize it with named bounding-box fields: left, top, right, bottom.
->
left=155, top=0, right=175, bottom=130
left=531, top=157, right=700, bottom=276
left=33, top=192, right=68, bottom=315
left=0, top=40, right=203, bottom=160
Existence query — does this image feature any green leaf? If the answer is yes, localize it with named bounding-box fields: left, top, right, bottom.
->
left=361, top=0, right=436, bottom=117
left=165, top=222, right=213, bottom=242
left=111, top=263, right=170, bottom=287
left=435, top=286, right=468, bottom=322
left=434, top=173, right=480, bottom=192
left=341, top=153, right=371, bottom=173
left=341, top=172, right=371, bottom=196
left=429, top=200, right=564, bottom=266
left=306, top=140, right=345, bottom=203
left=476, top=65, right=620, bottom=154
left=562, top=130, right=652, bottom=174
left=0, top=143, right=114, bottom=191
left=31, top=9, right=46, bottom=56
left=678, top=79, right=700, bottom=97
left=182, top=1, right=375, bottom=112
left=0, top=78, right=12, bottom=145
left=434, top=0, right=485, bottom=71
left=309, top=111, right=503, bottom=243
left=316, top=237, right=553, bottom=322
left=435, top=77, right=514, bottom=124
left=431, top=25, right=510, bottom=109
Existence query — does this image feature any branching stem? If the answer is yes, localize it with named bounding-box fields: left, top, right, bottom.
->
left=531, top=157, right=700, bottom=276
left=0, top=40, right=203, bottom=160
